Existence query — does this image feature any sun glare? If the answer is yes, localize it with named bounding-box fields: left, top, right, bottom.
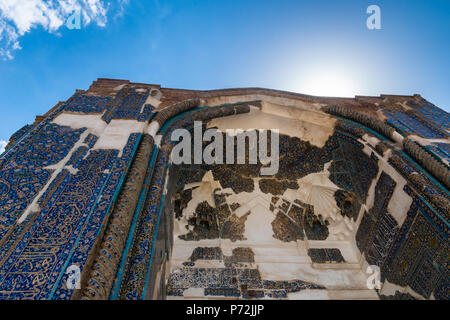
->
left=282, top=59, right=362, bottom=98
left=299, top=72, right=358, bottom=98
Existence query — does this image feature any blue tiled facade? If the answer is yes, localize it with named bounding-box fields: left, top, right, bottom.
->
left=408, top=99, right=450, bottom=131
left=385, top=110, right=447, bottom=139
left=0, top=109, right=141, bottom=299
left=0, top=84, right=448, bottom=300
left=426, top=143, right=450, bottom=164
left=0, top=124, right=85, bottom=242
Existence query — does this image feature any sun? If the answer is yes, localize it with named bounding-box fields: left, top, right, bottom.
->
left=299, top=71, right=358, bottom=98
left=283, top=60, right=361, bottom=98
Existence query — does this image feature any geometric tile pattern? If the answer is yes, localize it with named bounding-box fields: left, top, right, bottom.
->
left=62, top=94, right=112, bottom=114
left=385, top=110, right=447, bottom=138
left=7, top=124, right=34, bottom=146
left=329, top=133, right=379, bottom=222
left=407, top=99, right=450, bottom=131
left=52, top=133, right=142, bottom=300
left=137, top=104, right=156, bottom=122
left=0, top=149, right=117, bottom=299
left=384, top=187, right=449, bottom=300
left=167, top=247, right=325, bottom=299
left=356, top=172, right=399, bottom=273
left=116, top=148, right=169, bottom=300
left=307, top=248, right=345, bottom=263
left=426, top=143, right=450, bottom=163
left=0, top=124, right=85, bottom=242
left=111, top=92, right=148, bottom=120
left=0, top=129, right=142, bottom=300
left=100, top=87, right=149, bottom=122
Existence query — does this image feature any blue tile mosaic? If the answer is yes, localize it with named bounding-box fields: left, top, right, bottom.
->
left=0, top=123, right=141, bottom=299
left=426, top=143, right=450, bottom=163
left=63, top=94, right=112, bottom=114
left=0, top=124, right=85, bottom=243
left=407, top=100, right=450, bottom=131
left=385, top=110, right=447, bottom=138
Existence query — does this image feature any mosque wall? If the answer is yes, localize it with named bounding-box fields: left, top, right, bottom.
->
left=0, top=78, right=447, bottom=300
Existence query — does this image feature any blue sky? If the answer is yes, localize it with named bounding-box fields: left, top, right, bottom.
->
left=0, top=0, right=449, bottom=151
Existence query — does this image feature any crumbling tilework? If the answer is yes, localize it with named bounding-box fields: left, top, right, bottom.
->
left=308, top=248, right=345, bottom=263
left=55, top=133, right=142, bottom=300
left=382, top=185, right=449, bottom=299
left=271, top=211, right=304, bottom=242
left=0, top=149, right=119, bottom=299
left=329, top=134, right=378, bottom=222
left=137, top=104, right=156, bottom=122
left=0, top=128, right=141, bottom=300
left=3, top=87, right=446, bottom=301
left=166, top=247, right=325, bottom=299
left=356, top=172, right=399, bottom=270
left=101, top=88, right=149, bottom=122
left=111, top=91, right=148, bottom=120
left=0, top=124, right=85, bottom=242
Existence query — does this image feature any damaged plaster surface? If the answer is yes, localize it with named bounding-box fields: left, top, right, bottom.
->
left=166, top=108, right=387, bottom=299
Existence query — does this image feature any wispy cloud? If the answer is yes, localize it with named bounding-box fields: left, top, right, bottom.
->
left=113, top=0, right=129, bottom=20
left=0, top=140, right=7, bottom=154
left=0, top=0, right=129, bottom=60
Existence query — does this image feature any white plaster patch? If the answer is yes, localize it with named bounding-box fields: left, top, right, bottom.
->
left=392, top=131, right=404, bottom=145
left=182, top=288, right=206, bottom=298
left=387, top=179, right=412, bottom=226
left=242, top=203, right=278, bottom=244
left=144, top=95, right=162, bottom=108
left=362, top=134, right=380, bottom=149
left=258, top=262, right=371, bottom=289
left=376, top=109, right=388, bottom=121
left=114, top=84, right=126, bottom=91
left=207, top=103, right=336, bottom=148
left=52, top=113, right=107, bottom=136
left=18, top=130, right=90, bottom=223
left=147, top=121, right=160, bottom=137
left=380, top=279, right=407, bottom=297
left=408, top=135, right=450, bottom=146
left=65, top=165, right=79, bottom=175
left=202, top=94, right=327, bottom=113
left=282, top=162, right=341, bottom=224
left=154, top=135, right=162, bottom=147
left=378, top=155, right=412, bottom=226
left=91, top=119, right=146, bottom=156
left=287, top=289, right=330, bottom=300
left=53, top=113, right=147, bottom=157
